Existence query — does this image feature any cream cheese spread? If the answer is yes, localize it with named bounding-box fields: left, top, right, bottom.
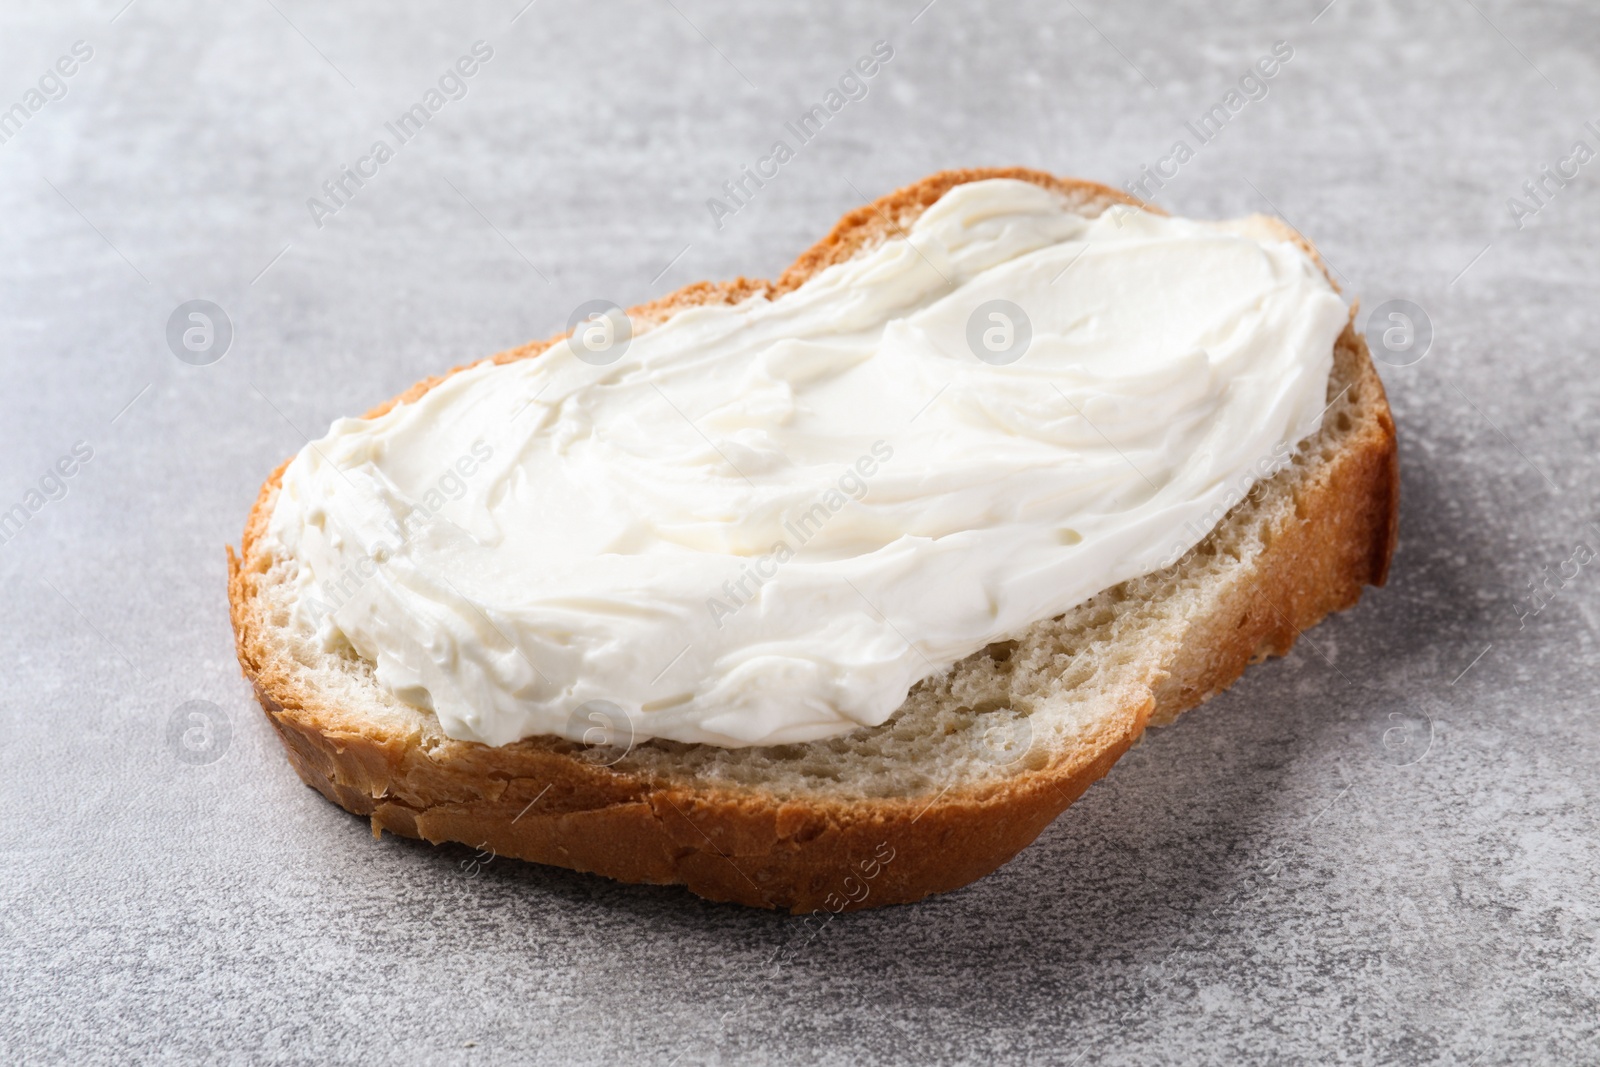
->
left=264, top=178, right=1347, bottom=748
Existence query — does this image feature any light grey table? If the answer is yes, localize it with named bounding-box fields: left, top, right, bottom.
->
left=2, top=1, right=1596, bottom=1063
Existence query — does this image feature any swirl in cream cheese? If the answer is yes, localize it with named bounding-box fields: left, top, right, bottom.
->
left=265, top=178, right=1347, bottom=747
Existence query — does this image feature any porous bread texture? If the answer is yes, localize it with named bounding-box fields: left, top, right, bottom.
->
left=230, top=168, right=1398, bottom=912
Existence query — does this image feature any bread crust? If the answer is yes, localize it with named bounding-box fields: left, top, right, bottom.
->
left=228, top=168, right=1399, bottom=912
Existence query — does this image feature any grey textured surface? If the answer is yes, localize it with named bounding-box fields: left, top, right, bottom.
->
left=1, top=0, right=1596, bottom=1063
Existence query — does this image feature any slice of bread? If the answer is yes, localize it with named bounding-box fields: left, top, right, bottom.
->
left=229, top=168, right=1398, bottom=913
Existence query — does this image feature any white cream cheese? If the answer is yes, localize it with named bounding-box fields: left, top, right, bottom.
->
left=265, top=178, right=1347, bottom=748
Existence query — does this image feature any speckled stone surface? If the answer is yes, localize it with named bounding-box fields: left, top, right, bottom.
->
left=2, top=1, right=1596, bottom=1063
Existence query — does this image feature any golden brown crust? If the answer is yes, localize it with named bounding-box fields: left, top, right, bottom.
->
left=228, top=168, right=1399, bottom=912
left=1145, top=324, right=1396, bottom=722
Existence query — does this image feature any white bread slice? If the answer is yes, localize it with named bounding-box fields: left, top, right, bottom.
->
left=228, top=168, right=1398, bottom=913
